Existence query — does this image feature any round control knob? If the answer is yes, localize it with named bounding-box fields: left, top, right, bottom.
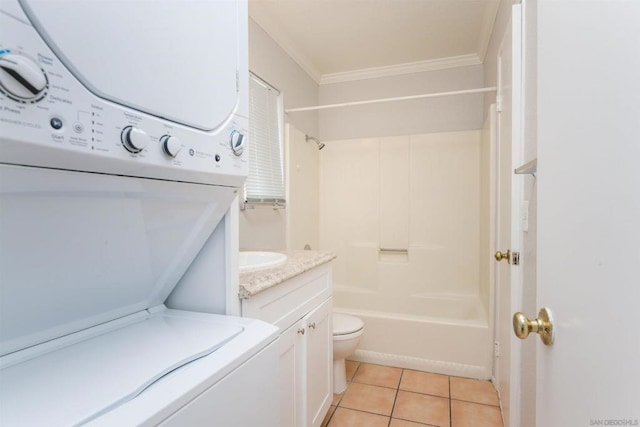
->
left=121, top=126, right=149, bottom=153
left=0, top=53, right=48, bottom=101
left=160, top=134, right=182, bottom=158
left=230, top=130, right=245, bottom=156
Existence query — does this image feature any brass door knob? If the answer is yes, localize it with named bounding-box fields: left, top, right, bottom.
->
left=512, top=308, right=554, bottom=346
left=495, top=250, right=511, bottom=262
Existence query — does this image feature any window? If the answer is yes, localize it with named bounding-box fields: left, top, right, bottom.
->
left=245, top=73, right=285, bottom=206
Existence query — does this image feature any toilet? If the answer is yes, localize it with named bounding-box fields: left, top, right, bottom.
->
left=332, top=313, right=364, bottom=394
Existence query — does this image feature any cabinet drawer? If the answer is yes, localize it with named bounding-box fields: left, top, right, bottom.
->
left=241, top=263, right=331, bottom=331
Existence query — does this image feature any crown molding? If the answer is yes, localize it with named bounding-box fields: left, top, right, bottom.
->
left=251, top=17, right=487, bottom=87
left=268, top=35, right=322, bottom=85
left=319, top=54, right=483, bottom=85
left=477, top=0, right=501, bottom=62
left=249, top=17, right=322, bottom=84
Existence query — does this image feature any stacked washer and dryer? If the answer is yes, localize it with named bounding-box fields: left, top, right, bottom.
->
left=0, top=1, right=280, bottom=425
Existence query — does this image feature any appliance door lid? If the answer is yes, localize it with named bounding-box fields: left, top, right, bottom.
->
left=0, top=310, right=245, bottom=426
left=0, top=165, right=237, bottom=356
left=19, top=0, right=240, bottom=131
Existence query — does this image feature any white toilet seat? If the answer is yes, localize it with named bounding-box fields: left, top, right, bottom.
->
left=333, top=313, right=364, bottom=336
left=333, top=327, right=364, bottom=342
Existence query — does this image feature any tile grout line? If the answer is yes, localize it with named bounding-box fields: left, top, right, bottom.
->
left=334, top=363, right=502, bottom=427
left=338, top=406, right=393, bottom=419
left=391, top=414, right=441, bottom=427
left=324, top=406, right=336, bottom=427
left=450, top=397, right=501, bottom=408
left=449, top=375, right=453, bottom=427
left=326, top=361, right=358, bottom=426
left=351, top=380, right=405, bottom=391
left=387, top=368, right=404, bottom=427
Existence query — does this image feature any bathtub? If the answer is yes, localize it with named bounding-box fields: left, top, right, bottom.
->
left=333, top=288, right=492, bottom=379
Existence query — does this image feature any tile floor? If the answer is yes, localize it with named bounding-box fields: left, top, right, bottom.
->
left=322, top=361, right=503, bottom=427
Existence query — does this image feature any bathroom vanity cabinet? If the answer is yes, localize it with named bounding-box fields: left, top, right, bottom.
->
left=241, top=262, right=333, bottom=427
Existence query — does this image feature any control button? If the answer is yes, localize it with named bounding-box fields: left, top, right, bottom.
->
left=121, top=126, right=149, bottom=153
left=73, top=122, right=84, bottom=133
left=230, top=130, right=245, bottom=156
left=0, top=53, right=48, bottom=101
left=160, top=134, right=182, bottom=158
left=215, top=154, right=221, bottom=162
left=50, top=117, right=63, bottom=130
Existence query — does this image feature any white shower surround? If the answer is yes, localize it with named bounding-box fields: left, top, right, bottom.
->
left=334, top=288, right=491, bottom=379
left=319, top=130, right=490, bottom=379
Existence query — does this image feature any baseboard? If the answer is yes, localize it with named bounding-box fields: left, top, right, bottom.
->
left=349, top=349, right=492, bottom=380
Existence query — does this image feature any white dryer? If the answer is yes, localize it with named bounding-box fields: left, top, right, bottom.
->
left=0, top=1, right=279, bottom=425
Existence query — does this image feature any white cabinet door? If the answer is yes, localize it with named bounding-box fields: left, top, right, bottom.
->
left=240, top=265, right=333, bottom=427
left=304, top=298, right=332, bottom=427
left=279, top=320, right=305, bottom=427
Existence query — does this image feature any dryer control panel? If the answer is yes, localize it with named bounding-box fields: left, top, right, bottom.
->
left=0, top=4, right=249, bottom=187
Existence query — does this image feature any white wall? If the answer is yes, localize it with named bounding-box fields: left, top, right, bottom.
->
left=286, top=124, right=320, bottom=251
left=319, top=65, right=485, bottom=141
left=484, top=0, right=515, bottom=116
left=240, top=19, right=320, bottom=250
left=249, top=19, right=319, bottom=138
left=319, top=130, right=483, bottom=301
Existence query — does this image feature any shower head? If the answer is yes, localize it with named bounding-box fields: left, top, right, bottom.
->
left=305, top=134, right=325, bottom=150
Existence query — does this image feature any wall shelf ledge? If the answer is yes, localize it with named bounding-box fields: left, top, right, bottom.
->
left=515, top=158, right=537, bottom=176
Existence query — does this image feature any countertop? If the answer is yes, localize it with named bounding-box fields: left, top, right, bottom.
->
left=238, top=250, right=336, bottom=299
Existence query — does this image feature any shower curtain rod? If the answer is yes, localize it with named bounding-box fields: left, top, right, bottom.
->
left=285, top=86, right=497, bottom=113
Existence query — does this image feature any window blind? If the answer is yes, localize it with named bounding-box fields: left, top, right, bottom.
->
left=246, top=74, right=285, bottom=204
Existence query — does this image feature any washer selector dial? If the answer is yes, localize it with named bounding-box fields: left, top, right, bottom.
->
left=0, top=53, right=48, bottom=101
left=121, top=126, right=149, bottom=153
left=160, top=135, right=182, bottom=158
left=230, top=130, right=245, bottom=156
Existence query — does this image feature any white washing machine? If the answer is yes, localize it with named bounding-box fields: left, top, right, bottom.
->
left=0, top=1, right=279, bottom=425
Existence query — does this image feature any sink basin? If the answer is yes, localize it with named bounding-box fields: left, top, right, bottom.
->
left=239, top=251, right=287, bottom=272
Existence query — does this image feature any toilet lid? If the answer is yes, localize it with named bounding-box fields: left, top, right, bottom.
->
left=333, top=313, right=364, bottom=335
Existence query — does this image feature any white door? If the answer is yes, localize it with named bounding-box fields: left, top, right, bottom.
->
left=521, top=1, right=640, bottom=425
left=495, top=6, right=523, bottom=427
